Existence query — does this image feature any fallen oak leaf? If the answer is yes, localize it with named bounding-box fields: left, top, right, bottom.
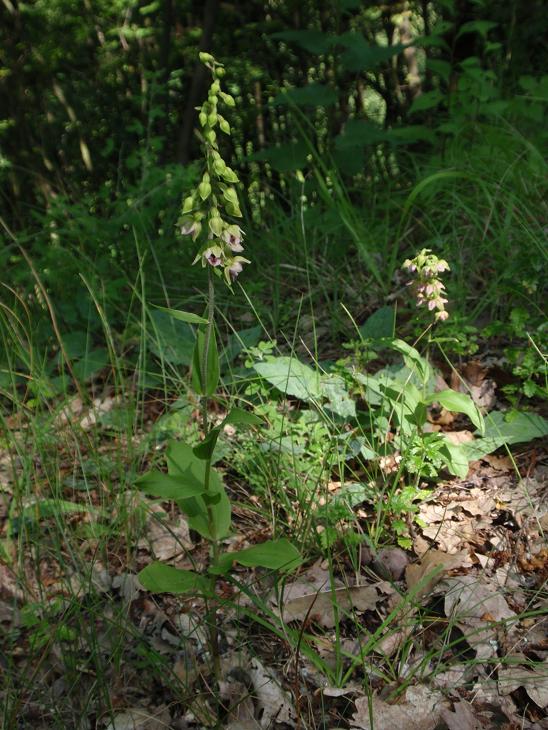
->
left=351, top=685, right=449, bottom=730
left=248, top=657, right=296, bottom=727
left=405, top=550, right=468, bottom=600
left=440, top=699, right=488, bottom=730
left=497, top=658, right=548, bottom=709
left=280, top=584, right=380, bottom=628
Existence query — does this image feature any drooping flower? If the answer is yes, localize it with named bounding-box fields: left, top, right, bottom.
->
left=222, top=224, right=244, bottom=252
left=204, top=245, right=223, bottom=267
left=224, top=255, right=250, bottom=284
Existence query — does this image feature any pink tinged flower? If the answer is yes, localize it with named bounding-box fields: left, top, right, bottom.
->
left=180, top=221, right=197, bottom=236
left=223, top=225, right=244, bottom=252
left=428, top=299, right=437, bottom=311
left=204, top=247, right=222, bottom=267
left=436, top=310, right=449, bottom=321
left=228, top=260, right=243, bottom=279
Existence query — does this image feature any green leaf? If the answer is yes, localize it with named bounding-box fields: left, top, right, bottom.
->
left=223, top=407, right=263, bottom=427
left=148, top=309, right=195, bottom=366
left=221, top=325, right=262, bottom=365
left=409, top=90, right=444, bottom=114
left=440, top=440, right=472, bottom=478
left=389, top=339, right=431, bottom=383
left=138, top=563, right=211, bottom=595
left=359, top=306, right=395, bottom=339
left=273, top=83, right=337, bottom=108
left=426, top=59, right=452, bottom=82
left=20, top=499, right=96, bottom=523
left=424, top=390, right=484, bottom=433
left=482, top=410, right=548, bottom=444
left=320, top=375, right=356, bottom=418
left=72, top=348, right=108, bottom=381
left=192, top=326, right=220, bottom=396
left=136, top=470, right=205, bottom=499
left=193, top=406, right=262, bottom=460
left=211, top=539, right=301, bottom=575
left=152, top=305, right=208, bottom=325
left=335, top=119, right=386, bottom=150
left=271, top=29, right=335, bottom=54
left=254, top=357, right=321, bottom=401
left=384, top=126, right=437, bottom=145
left=456, top=20, right=497, bottom=39
left=339, top=33, right=405, bottom=71
left=167, top=442, right=231, bottom=539
left=249, top=142, right=308, bottom=173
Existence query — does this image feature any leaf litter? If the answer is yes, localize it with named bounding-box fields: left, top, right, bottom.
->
left=2, top=364, right=548, bottom=729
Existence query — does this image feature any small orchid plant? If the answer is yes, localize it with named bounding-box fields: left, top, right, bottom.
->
left=136, top=53, right=300, bottom=682
left=403, top=248, right=450, bottom=322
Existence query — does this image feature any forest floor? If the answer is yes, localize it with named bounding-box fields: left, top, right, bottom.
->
left=1, top=331, right=547, bottom=730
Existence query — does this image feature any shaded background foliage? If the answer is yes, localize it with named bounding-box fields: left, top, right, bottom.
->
left=0, top=0, right=546, bottom=346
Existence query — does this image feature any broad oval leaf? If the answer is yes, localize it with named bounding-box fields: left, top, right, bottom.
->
left=211, top=538, right=301, bottom=575
left=136, top=470, right=205, bottom=500
left=254, top=357, right=321, bottom=401
left=138, top=563, right=211, bottom=595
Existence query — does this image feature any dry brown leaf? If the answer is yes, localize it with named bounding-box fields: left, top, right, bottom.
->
left=280, top=559, right=336, bottom=603
left=498, top=659, right=548, bottom=709
left=221, top=677, right=261, bottom=730
left=421, top=514, right=491, bottom=553
left=104, top=705, right=170, bottom=730
left=351, top=686, right=449, bottom=730
left=372, top=547, right=409, bottom=581
left=431, top=664, right=470, bottom=689
left=248, top=658, right=296, bottom=727
left=405, top=550, right=467, bottom=600
left=440, top=699, right=487, bottom=729
left=443, top=575, right=516, bottom=659
left=138, top=504, right=193, bottom=560
left=281, top=584, right=380, bottom=627
left=444, top=429, right=475, bottom=445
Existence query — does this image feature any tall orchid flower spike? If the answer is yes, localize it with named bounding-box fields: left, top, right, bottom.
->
left=175, top=53, right=248, bottom=285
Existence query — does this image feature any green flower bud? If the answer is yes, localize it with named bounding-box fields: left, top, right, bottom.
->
left=182, top=195, right=194, bottom=214
left=219, top=91, right=235, bottom=107
left=225, top=201, right=242, bottom=218
left=208, top=112, right=218, bottom=126
left=208, top=215, right=223, bottom=237
left=199, top=52, right=214, bottom=64
left=215, top=67, right=226, bottom=78
left=206, top=129, right=217, bottom=145
left=218, top=116, right=230, bottom=134
left=199, top=111, right=207, bottom=127
left=211, top=80, right=221, bottom=94
left=198, top=181, right=212, bottom=200
left=221, top=167, right=239, bottom=184
left=223, top=187, right=239, bottom=207
left=213, top=158, right=226, bottom=176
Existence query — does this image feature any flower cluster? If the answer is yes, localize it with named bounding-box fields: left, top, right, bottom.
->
left=403, top=248, right=450, bottom=322
left=177, top=53, right=249, bottom=285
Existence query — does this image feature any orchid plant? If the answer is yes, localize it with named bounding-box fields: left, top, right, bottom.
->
left=136, top=53, right=300, bottom=681
left=403, top=248, right=450, bottom=322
